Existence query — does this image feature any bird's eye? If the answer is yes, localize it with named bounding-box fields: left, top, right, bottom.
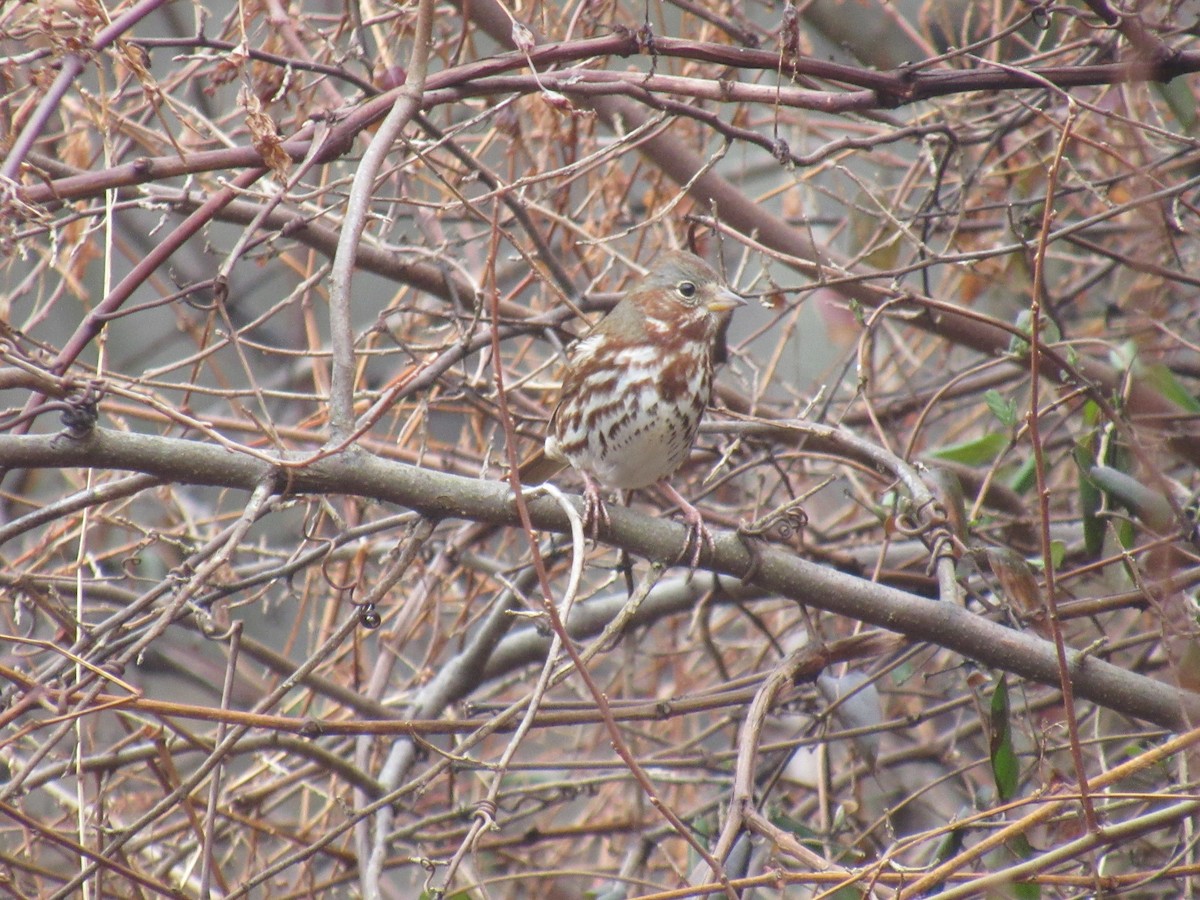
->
left=677, top=281, right=697, bottom=299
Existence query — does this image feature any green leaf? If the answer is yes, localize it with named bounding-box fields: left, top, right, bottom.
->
left=990, top=675, right=1020, bottom=801
left=769, top=811, right=825, bottom=847
left=1008, top=310, right=1033, bottom=358
left=1007, top=309, right=1061, bottom=358
left=932, top=823, right=965, bottom=864
left=1145, top=364, right=1200, bottom=414
left=1089, top=465, right=1174, bottom=532
left=1156, top=78, right=1198, bottom=130
left=848, top=298, right=865, bottom=326
left=985, top=390, right=1019, bottom=429
left=1117, top=517, right=1136, bottom=550
left=1040, top=316, right=1061, bottom=345
left=770, top=809, right=865, bottom=866
left=1075, top=441, right=1103, bottom=557
left=1003, top=833, right=1043, bottom=899
left=1008, top=853, right=1042, bottom=900
left=825, top=887, right=868, bottom=900
left=1108, top=339, right=1138, bottom=373
left=928, top=432, right=1008, bottom=466
left=1006, top=454, right=1038, bottom=494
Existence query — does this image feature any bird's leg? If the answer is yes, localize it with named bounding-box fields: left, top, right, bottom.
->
left=581, top=472, right=611, bottom=538
left=658, top=482, right=714, bottom=567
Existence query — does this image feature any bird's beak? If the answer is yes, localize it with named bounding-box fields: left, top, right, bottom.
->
left=705, top=287, right=746, bottom=314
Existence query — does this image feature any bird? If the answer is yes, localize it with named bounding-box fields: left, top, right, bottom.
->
left=520, top=250, right=745, bottom=562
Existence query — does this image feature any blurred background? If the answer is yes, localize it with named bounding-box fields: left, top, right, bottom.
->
left=3, top=0, right=1200, bottom=897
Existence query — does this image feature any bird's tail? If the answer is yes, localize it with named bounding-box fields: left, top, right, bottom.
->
left=514, top=447, right=566, bottom=486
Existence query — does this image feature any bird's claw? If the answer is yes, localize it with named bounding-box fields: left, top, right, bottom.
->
left=678, top=513, right=715, bottom=569
left=581, top=476, right=610, bottom=539
left=658, top=482, right=713, bottom=568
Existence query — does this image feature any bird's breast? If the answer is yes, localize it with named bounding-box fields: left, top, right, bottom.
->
left=548, top=337, right=714, bottom=489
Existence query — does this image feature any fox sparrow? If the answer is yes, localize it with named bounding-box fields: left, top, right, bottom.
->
left=522, top=250, right=745, bottom=561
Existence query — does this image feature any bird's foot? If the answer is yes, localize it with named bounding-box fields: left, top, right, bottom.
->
left=581, top=474, right=611, bottom=539
left=659, top=482, right=714, bottom=568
